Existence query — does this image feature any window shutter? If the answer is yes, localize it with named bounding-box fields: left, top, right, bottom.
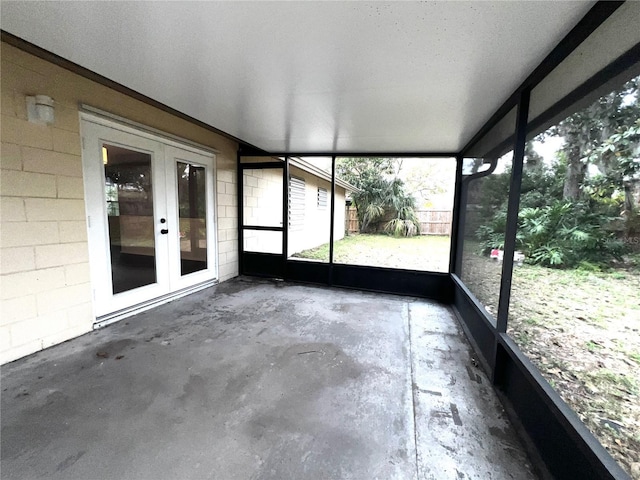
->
left=289, top=176, right=305, bottom=231
left=317, top=187, right=328, bottom=209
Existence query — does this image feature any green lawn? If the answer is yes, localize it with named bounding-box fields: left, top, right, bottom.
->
left=461, top=248, right=640, bottom=475
left=292, top=233, right=451, bottom=272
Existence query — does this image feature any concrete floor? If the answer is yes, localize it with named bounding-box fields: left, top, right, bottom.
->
left=1, top=277, right=537, bottom=480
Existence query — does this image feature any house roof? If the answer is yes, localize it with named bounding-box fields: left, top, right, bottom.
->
left=288, top=157, right=357, bottom=192
left=0, top=1, right=600, bottom=153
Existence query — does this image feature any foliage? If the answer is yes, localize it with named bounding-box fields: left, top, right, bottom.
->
left=586, top=121, right=640, bottom=235
left=520, top=153, right=566, bottom=209
left=474, top=148, right=566, bottom=255
left=517, top=202, right=625, bottom=267
left=473, top=147, right=627, bottom=267
left=551, top=77, right=640, bottom=208
left=472, top=77, right=640, bottom=269
left=336, top=158, right=420, bottom=236
left=476, top=211, right=508, bottom=252
left=477, top=198, right=626, bottom=268
left=401, top=158, right=455, bottom=208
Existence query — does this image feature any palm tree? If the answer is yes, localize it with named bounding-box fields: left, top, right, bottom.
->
left=337, top=158, right=421, bottom=236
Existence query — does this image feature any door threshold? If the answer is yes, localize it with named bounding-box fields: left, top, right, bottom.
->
left=93, top=279, right=218, bottom=329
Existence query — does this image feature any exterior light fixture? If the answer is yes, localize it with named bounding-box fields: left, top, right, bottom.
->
left=26, top=95, right=55, bottom=125
left=102, top=146, right=108, bottom=165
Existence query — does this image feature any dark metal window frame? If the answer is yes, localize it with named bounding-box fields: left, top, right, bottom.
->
left=451, top=4, right=638, bottom=478
left=238, top=160, right=287, bottom=276
left=238, top=153, right=456, bottom=299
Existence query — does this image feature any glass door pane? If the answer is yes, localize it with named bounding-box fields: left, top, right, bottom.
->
left=103, top=144, right=157, bottom=294
left=176, top=162, right=207, bottom=275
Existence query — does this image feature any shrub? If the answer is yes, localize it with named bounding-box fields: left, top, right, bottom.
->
left=477, top=201, right=627, bottom=268
left=337, top=158, right=421, bottom=236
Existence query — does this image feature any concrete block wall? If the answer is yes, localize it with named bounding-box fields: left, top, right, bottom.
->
left=216, top=168, right=239, bottom=281
left=1, top=42, right=239, bottom=364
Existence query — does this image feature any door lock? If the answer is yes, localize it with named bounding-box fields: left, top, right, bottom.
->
left=161, top=229, right=169, bottom=234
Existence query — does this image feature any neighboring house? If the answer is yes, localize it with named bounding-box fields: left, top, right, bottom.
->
left=288, top=158, right=355, bottom=257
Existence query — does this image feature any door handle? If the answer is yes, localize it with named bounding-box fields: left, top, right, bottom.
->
left=161, top=229, right=169, bottom=234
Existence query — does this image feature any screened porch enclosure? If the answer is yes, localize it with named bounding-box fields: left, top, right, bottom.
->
left=234, top=5, right=640, bottom=478
left=2, top=1, right=640, bottom=479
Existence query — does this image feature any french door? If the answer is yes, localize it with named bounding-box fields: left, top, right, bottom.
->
left=81, top=115, right=217, bottom=320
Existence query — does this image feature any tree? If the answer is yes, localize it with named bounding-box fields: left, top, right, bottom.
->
left=588, top=121, right=640, bottom=231
left=401, top=160, right=451, bottom=208
left=336, top=157, right=420, bottom=236
left=550, top=77, right=640, bottom=203
left=473, top=78, right=640, bottom=266
left=524, top=141, right=543, bottom=170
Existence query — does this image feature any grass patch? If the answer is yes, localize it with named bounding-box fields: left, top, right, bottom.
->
left=587, top=369, right=639, bottom=396
left=586, top=340, right=604, bottom=352
left=292, top=234, right=451, bottom=272
left=463, top=249, right=640, bottom=476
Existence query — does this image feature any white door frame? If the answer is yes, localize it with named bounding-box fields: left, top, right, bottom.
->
left=80, top=112, right=218, bottom=325
left=164, top=144, right=218, bottom=292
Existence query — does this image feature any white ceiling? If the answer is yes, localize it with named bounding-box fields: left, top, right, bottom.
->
left=1, top=1, right=594, bottom=153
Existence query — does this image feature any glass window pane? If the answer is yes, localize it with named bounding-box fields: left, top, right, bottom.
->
left=315, top=157, right=455, bottom=272
left=287, top=157, right=333, bottom=262
left=459, top=153, right=513, bottom=320
left=242, top=168, right=283, bottom=228
left=459, top=104, right=517, bottom=323
left=243, top=230, right=282, bottom=254
left=103, top=144, right=156, bottom=294
left=508, top=75, right=640, bottom=476
left=177, top=162, right=207, bottom=276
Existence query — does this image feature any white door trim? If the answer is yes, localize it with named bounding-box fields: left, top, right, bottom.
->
left=164, top=145, right=219, bottom=292
left=80, top=113, right=218, bottom=323
left=79, top=107, right=219, bottom=155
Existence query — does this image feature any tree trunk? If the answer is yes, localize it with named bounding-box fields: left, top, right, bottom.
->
left=623, top=180, right=637, bottom=215
left=563, top=144, right=586, bottom=201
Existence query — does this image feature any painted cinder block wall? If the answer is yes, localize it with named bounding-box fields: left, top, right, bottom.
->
left=0, top=42, right=239, bottom=364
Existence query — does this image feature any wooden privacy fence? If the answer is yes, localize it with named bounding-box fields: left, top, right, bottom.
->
left=347, top=207, right=360, bottom=234
left=346, top=207, right=452, bottom=235
left=416, top=209, right=452, bottom=235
